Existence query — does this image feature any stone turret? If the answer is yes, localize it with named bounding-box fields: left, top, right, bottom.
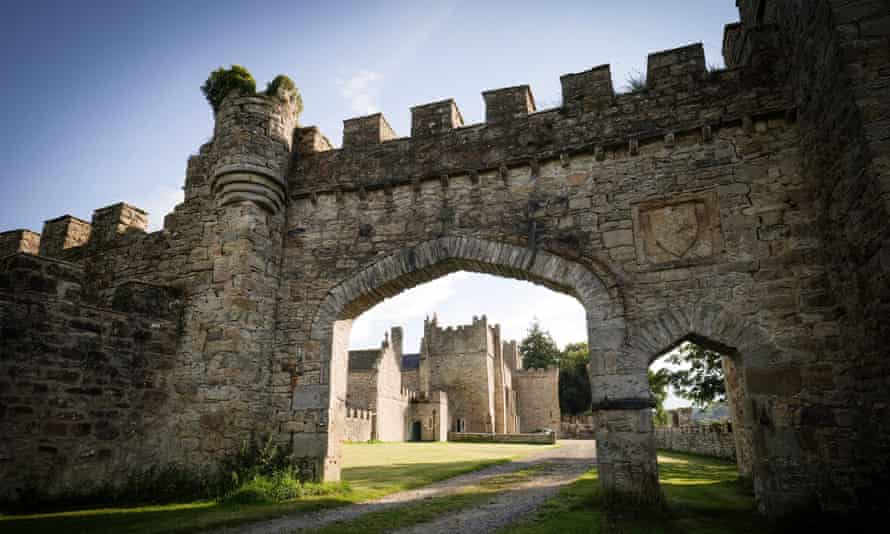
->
left=210, top=85, right=301, bottom=214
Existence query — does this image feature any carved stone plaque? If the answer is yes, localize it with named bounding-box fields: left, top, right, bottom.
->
left=632, top=191, right=723, bottom=265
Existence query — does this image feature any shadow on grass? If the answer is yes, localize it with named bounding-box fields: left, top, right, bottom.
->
left=0, top=459, right=511, bottom=534
left=0, top=497, right=353, bottom=534
left=506, top=452, right=770, bottom=534
left=342, top=458, right=510, bottom=497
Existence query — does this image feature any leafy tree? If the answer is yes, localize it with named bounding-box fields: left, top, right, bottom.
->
left=665, top=342, right=726, bottom=407
left=519, top=319, right=561, bottom=369
left=648, top=368, right=670, bottom=426
left=559, top=342, right=591, bottom=415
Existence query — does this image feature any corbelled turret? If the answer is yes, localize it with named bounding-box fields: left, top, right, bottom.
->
left=210, top=81, right=301, bottom=214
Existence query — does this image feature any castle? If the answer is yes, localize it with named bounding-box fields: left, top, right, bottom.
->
left=1, top=1, right=888, bottom=518
left=344, top=316, right=559, bottom=442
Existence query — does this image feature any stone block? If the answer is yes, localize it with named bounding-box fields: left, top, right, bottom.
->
left=40, top=215, right=91, bottom=257
left=411, top=99, right=464, bottom=137
left=343, top=113, right=397, bottom=147
left=0, top=229, right=40, bottom=257
left=560, top=64, right=614, bottom=113
left=482, top=85, right=535, bottom=123
left=602, top=229, right=634, bottom=248
left=91, top=203, right=148, bottom=243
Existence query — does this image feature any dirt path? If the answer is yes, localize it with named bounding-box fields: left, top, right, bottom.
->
left=212, top=440, right=595, bottom=534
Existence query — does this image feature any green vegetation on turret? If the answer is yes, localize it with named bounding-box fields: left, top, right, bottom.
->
left=201, top=67, right=300, bottom=113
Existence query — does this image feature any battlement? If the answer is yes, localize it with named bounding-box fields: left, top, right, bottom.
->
left=289, top=41, right=790, bottom=198
left=1, top=201, right=154, bottom=263
left=0, top=229, right=40, bottom=257
left=39, top=215, right=91, bottom=258
left=298, top=43, right=720, bottom=152
left=343, top=113, right=398, bottom=148
left=345, top=406, right=374, bottom=420
left=400, top=387, right=418, bottom=401
left=411, top=99, right=464, bottom=137
left=513, top=366, right=559, bottom=378
left=90, top=203, right=148, bottom=243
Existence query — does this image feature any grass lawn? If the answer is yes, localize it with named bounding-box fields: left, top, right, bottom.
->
left=0, top=441, right=552, bottom=534
left=504, top=451, right=769, bottom=534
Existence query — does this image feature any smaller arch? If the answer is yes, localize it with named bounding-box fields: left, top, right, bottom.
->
left=632, top=303, right=771, bottom=484
left=625, top=303, right=778, bottom=368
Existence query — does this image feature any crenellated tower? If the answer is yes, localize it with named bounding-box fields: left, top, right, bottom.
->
left=210, top=84, right=300, bottom=214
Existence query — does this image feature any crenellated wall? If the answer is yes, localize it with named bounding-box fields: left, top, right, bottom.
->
left=2, top=2, right=888, bottom=517
left=0, top=229, right=40, bottom=257
left=343, top=407, right=373, bottom=443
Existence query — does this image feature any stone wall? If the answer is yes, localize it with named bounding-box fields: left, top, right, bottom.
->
left=514, top=367, right=561, bottom=433
left=655, top=424, right=736, bottom=461
left=0, top=253, right=180, bottom=500
left=448, top=431, right=556, bottom=445
left=726, top=1, right=890, bottom=513
left=560, top=414, right=596, bottom=440
left=343, top=407, right=373, bottom=443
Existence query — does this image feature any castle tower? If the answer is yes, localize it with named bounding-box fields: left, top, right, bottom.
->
left=182, top=80, right=303, bottom=467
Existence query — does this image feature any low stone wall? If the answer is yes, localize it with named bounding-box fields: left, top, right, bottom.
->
left=448, top=431, right=556, bottom=444
left=343, top=407, right=373, bottom=442
left=560, top=415, right=596, bottom=439
left=655, top=424, right=736, bottom=461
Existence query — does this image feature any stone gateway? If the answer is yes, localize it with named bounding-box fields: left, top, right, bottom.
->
left=1, top=1, right=889, bottom=518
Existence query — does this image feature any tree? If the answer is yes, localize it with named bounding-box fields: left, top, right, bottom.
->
left=519, top=319, right=561, bottom=369
left=559, top=342, right=591, bottom=415
left=648, top=368, right=670, bottom=426
left=665, top=342, right=726, bottom=407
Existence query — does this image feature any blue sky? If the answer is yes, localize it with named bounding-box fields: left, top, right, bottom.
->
left=1, top=0, right=739, bottom=408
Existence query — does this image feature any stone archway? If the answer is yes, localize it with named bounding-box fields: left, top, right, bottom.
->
left=300, top=236, right=659, bottom=502
left=626, top=304, right=782, bottom=508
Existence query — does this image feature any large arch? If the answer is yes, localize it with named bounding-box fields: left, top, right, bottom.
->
left=302, top=236, right=660, bottom=502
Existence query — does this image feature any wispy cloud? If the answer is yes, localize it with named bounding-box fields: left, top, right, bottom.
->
left=336, top=70, right=383, bottom=115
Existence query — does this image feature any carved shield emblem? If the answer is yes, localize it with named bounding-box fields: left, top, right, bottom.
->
left=648, top=204, right=700, bottom=258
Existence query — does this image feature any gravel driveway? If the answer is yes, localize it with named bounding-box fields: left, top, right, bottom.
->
left=212, top=440, right=596, bottom=534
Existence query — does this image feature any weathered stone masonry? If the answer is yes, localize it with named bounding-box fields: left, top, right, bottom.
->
left=1, top=1, right=888, bottom=518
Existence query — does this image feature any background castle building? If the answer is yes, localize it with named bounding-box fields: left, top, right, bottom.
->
left=345, top=316, right=560, bottom=441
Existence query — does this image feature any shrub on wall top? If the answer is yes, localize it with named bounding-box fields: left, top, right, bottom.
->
left=265, top=74, right=303, bottom=113
left=265, top=74, right=295, bottom=96
left=201, top=65, right=257, bottom=112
